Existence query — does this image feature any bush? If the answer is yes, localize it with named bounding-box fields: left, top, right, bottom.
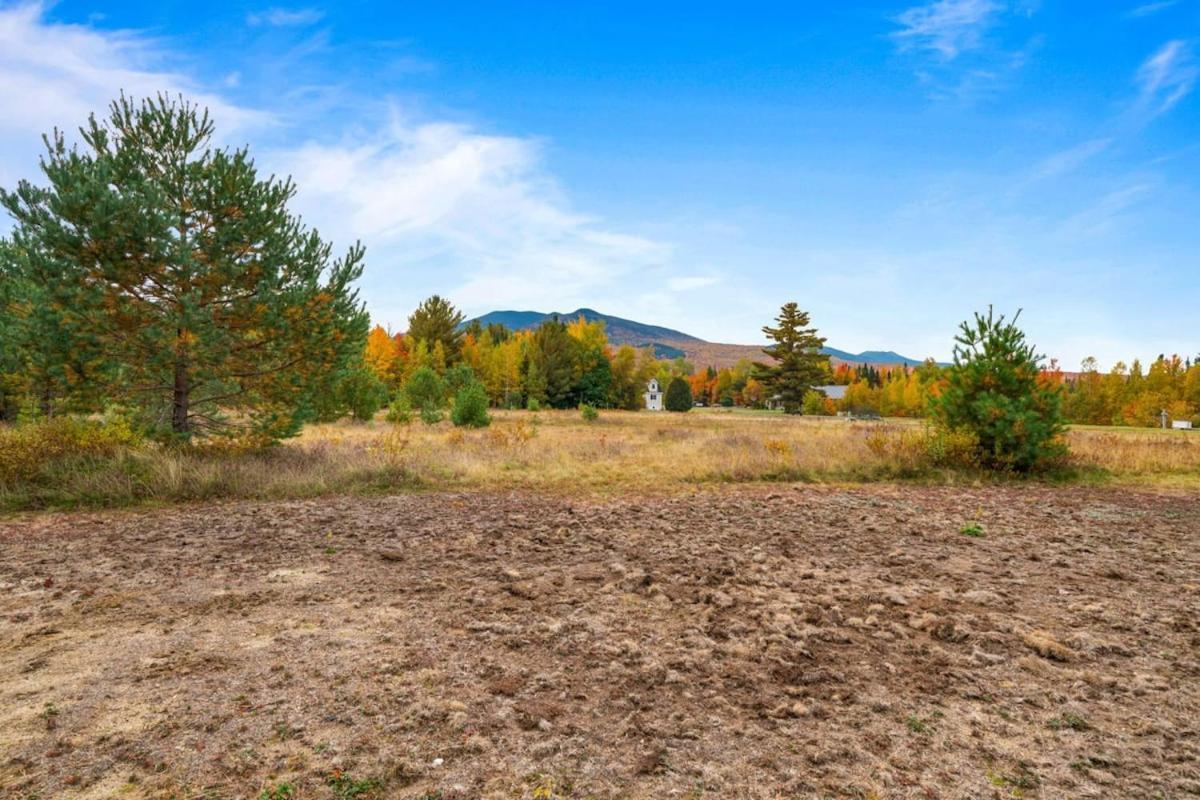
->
left=385, top=394, right=412, bottom=425
left=801, top=389, right=831, bottom=416
left=665, top=377, right=692, bottom=412
left=404, top=367, right=446, bottom=425
left=451, top=382, right=491, bottom=428
left=932, top=308, right=1066, bottom=471
left=336, top=365, right=388, bottom=422
left=526, top=397, right=541, bottom=412
left=580, top=403, right=599, bottom=422
left=0, top=415, right=142, bottom=482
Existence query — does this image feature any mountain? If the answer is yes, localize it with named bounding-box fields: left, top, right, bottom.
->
left=464, top=308, right=927, bottom=370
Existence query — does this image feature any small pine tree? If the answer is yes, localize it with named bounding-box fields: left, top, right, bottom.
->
left=665, top=377, right=693, bottom=412
left=932, top=307, right=1066, bottom=471
left=337, top=365, right=388, bottom=422
left=385, top=393, right=413, bottom=425
left=404, top=366, right=445, bottom=418
left=451, top=382, right=491, bottom=428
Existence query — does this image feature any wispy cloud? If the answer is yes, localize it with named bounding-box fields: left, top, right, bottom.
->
left=0, top=2, right=266, bottom=188
left=892, top=0, right=1004, bottom=60
left=1135, top=40, right=1196, bottom=115
left=246, top=7, right=325, bottom=28
left=1028, top=138, right=1113, bottom=182
left=1127, top=0, right=1178, bottom=18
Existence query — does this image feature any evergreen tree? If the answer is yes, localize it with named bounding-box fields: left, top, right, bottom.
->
left=531, top=318, right=575, bottom=408
left=0, top=95, right=367, bottom=440
left=932, top=307, right=1066, bottom=471
left=755, top=302, right=829, bottom=414
left=407, top=295, right=465, bottom=360
left=665, top=376, right=693, bottom=412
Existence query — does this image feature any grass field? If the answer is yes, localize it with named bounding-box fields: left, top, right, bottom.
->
left=3, top=409, right=1199, bottom=511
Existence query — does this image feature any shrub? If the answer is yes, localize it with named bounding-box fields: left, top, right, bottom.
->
left=444, top=364, right=477, bottom=399
left=526, top=397, right=541, bottom=412
left=385, top=394, right=412, bottom=425
left=419, top=404, right=444, bottom=425
left=404, top=367, right=446, bottom=424
left=580, top=403, right=599, bottom=422
left=451, top=382, right=491, bottom=428
left=0, top=415, right=142, bottom=483
left=665, top=377, right=692, bottom=412
left=336, top=365, right=388, bottom=422
left=932, top=308, right=1067, bottom=471
left=801, top=389, right=832, bottom=416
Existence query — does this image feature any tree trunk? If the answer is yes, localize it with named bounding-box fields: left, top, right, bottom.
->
left=172, top=333, right=190, bottom=434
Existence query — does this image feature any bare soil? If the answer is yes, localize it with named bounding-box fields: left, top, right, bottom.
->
left=2, top=485, right=1198, bottom=799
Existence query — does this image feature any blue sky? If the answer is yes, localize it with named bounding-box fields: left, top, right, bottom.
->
left=1, top=1, right=1197, bottom=365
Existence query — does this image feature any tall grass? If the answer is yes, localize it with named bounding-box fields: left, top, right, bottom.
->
left=2, top=409, right=1198, bottom=511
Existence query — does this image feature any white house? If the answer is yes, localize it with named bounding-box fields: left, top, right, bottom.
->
left=644, top=378, right=663, bottom=411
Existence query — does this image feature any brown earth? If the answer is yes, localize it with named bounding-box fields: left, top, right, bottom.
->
left=1, top=485, right=1198, bottom=799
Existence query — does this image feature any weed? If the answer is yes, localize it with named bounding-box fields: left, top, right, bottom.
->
left=39, top=702, right=59, bottom=730
left=257, top=784, right=295, bottom=800
left=326, top=771, right=381, bottom=799
left=960, top=521, right=984, bottom=537
left=1048, top=712, right=1090, bottom=731
left=904, top=714, right=929, bottom=734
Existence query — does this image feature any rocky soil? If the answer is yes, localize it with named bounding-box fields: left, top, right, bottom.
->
left=1, top=485, right=1198, bottom=799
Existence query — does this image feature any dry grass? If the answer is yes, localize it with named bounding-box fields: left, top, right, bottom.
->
left=2, top=409, right=1199, bottom=511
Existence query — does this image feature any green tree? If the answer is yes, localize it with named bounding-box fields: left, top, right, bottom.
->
left=932, top=307, right=1066, bottom=471
left=407, top=296, right=465, bottom=361
left=802, top=389, right=830, bottom=416
left=665, top=376, right=693, bottom=412
left=404, top=366, right=446, bottom=421
left=451, top=382, right=491, bottom=428
left=531, top=318, right=575, bottom=408
left=0, top=95, right=367, bottom=440
left=756, top=302, right=829, bottom=414
left=336, top=363, right=388, bottom=422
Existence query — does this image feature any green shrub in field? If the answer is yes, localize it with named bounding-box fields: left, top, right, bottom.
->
left=336, top=365, right=388, bottom=422
left=932, top=308, right=1066, bottom=471
left=526, top=397, right=541, bottom=412
left=385, top=394, right=412, bottom=425
left=665, top=377, right=692, bottom=412
left=0, top=415, right=142, bottom=482
left=580, top=403, right=599, bottom=421
left=404, top=367, right=446, bottom=425
left=451, top=383, right=491, bottom=428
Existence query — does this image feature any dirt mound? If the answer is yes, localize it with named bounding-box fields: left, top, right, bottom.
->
left=1, top=485, right=1198, bottom=798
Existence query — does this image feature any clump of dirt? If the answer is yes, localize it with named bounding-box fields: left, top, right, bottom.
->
left=1, top=485, right=1198, bottom=798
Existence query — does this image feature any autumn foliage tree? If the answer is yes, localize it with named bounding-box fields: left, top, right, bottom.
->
left=0, top=95, right=368, bottom=440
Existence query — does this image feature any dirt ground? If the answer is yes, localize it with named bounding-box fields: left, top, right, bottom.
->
left=1, top=485, right=1198, bottom=799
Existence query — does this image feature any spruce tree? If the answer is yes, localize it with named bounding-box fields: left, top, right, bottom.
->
left=0, top=95, right=368, bottom=440
left=756, top=302, right=829, bottom=414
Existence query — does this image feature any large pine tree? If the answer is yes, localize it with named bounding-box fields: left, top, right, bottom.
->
left=0, top=95, right=368, bottom=440
left=756, top=302, right=829, bottom=414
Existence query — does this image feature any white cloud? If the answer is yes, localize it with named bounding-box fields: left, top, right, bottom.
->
left=0, top=3, right=266, bottom=188
left=1136, top=40, right=1196, bottom=115
left=246, top=7, right=325, bottom=28
left=1127, top=1, right=1178, bottom=18
left=1028, top=138, right=1112, bottom=181
left=272, top=113, right=673, bottom=323
left=892, top=0, right=1004, bottom=60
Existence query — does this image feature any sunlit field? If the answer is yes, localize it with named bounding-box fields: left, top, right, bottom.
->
left=3, top=408, right=1198, bottom=511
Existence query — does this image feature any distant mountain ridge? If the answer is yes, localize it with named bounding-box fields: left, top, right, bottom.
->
left=465, top=308, right=927, bottom=369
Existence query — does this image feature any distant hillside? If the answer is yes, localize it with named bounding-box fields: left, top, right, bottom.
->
left=464, top=308, right=926, bottom=370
